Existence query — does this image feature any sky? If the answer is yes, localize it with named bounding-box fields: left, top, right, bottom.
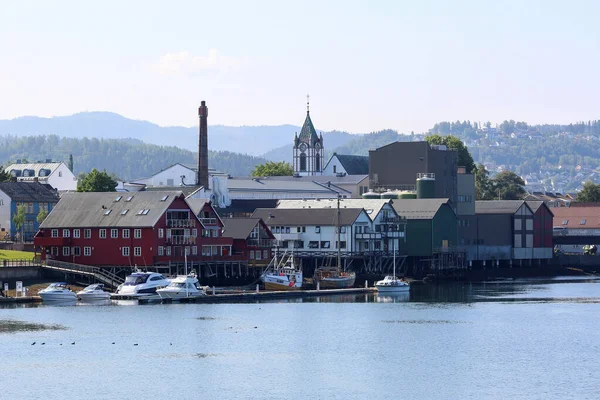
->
left=1, top=0, right=599, bottom=134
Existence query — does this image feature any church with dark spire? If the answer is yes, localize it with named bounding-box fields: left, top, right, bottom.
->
left=293, top=96, right=324, bottom=176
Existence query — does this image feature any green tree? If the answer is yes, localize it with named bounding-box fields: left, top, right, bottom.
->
left=576, top=181, right=600, bottom=202
left=0, top=165, right=10, bottom=182
left=77, top=168, right=117, bottom=192
left=475, top=163, right=494, bottom=200
left=68, top=154, right=74, bottom=172
left=12, top=204, right=26, bottom=242
left=426, top=134, right=476, bottom=173
left=36, top=209, right=49, bottom=225
left=251, top=161, right=293, bottom=177
left=492, top=171, right=526, bottom=200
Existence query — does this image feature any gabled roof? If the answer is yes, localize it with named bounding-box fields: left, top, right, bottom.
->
left=297, top=111, right=320, bottom=146
left=552, top=206, right=600, bottom=229
left=39, top=191, right=190, bottom=229
left=329, top=154, right=369, bottom=175
left=0, top=182, right=60, bottom=203
left=392, top=198, right=453, bottom=219
left=185, top=198, right=224, bottom=226
left=475, top=200, right=529, bottom=215
left=525, top=200, right=544, bottom=213
left=222, top=218, right=274, bottom=240
left=277, top=198, right=392, bottom=221
left=252, top=207, right=365, bottom=226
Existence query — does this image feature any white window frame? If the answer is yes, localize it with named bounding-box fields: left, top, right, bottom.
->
left=84, top=229, right=91, bottom=239
left=166, top=246, right=171, bottom=256
left=192, top=246, right=197, bottom=255
left=73, top=229, right=80, bottom=238
left=62, top=229, right=70, bottom=238
left=134, top=229, right=142, bottom=239
left=111, top=229, right=118, bottom=239
left=122, top=247, right=130, bottom=257
left=158, top=246, right=164, bottom=256
left=122, top=229, right=130, bottom=239
left=62, top=246, right=70, bottom=256
left=84, top=247, right=92, bottom=256
left=158, top=228, right=164, bottom=238
left=134, top=247, right=141, bottom=257
left=72, top=246, right=81, bottom=256
left=51, top=229, right=58, bottom=238
left=99, top=229, right=106, bottom=239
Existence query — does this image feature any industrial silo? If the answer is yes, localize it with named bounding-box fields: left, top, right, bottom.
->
left=362, top=191, right=381, bottom=199
left=398, top=191, right=417, bottom=199
left=416, top=173, right=435, bottom=199
left=380, top=190, right=397, bottom=199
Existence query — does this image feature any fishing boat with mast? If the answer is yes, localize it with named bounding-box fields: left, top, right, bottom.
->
left=313, top=195, right=356, bottom=289
left=261, top=249, right=303, bottom=291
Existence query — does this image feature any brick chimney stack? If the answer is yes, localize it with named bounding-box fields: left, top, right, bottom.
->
left=198, top=101, right=209, bottom=188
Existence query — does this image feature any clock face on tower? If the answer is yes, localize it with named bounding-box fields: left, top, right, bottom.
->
left=299, top=143, right=308, bottom=152
left=315, top=142, right=321, bottom=149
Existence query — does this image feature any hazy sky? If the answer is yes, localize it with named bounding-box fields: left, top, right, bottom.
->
left=1, top=0, right=599, bottom=133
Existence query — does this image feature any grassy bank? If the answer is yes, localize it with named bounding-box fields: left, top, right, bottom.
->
left=0, top=250, right=35, bottom=261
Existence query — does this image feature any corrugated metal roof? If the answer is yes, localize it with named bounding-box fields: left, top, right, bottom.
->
left=0, top=182, right=60, bottom=203
left=276, top=198, right=391, bottom=221
left=185, top=198, right=212, bottom=216
left=392, top=198, right=452, bottom=219
left=551, top=206, right=600, bottom=229
left=260, top=174, right=369, bottom=185
left=4, top=162, right=63, bottom=178
left=227, top=178, right=337, bottom=193
left=333, top=154, right=369, bottom=175
left=39, top=191, right=186, bottom=229
left=222, top=218, right=261, bottom=239
left=252, top=208, right=364, bottom=226
left=475, top=200, right=526, bottom=214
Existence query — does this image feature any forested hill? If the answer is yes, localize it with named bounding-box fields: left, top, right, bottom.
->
left=0, top=135, right=268, bottom=180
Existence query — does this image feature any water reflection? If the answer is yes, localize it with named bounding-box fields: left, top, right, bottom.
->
left=41, top=299, right=77, bottom=307
left=376, top=292, right=410, bottom=303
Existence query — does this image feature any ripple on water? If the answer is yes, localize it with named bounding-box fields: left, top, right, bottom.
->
left=381, top=320, right=470, bottom=324
left=0, top=319, right=68, bottom=333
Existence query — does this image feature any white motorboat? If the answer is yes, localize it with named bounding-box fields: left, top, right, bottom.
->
left=375, top=241, right=410, bottom=293
left=77, top=283, right=111, bottom=301
left=261, top=251, right=302, bottom=291
left=114, top=271, right=170, bottom=297
left=38, top=282, right=77, bottom=302
left=156, top=273, right=205, bottom=300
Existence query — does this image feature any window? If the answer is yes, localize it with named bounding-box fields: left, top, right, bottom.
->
left=158, top=228, right=164, bottom=238
left=562, top=219, right=568, bottom=225
left=73, top=229, right=80, bottom=238
left=285, top=227, right=290, bottom=234
left=104, top=209, right=112, bottom=216
left=166, top=246, right=171, bottom=256
left=297, top=227, right=301, bottom=233
left=333, top=165, right=337, bottom=173
left=166, top=179, right=174, bottom=186
left=122, top=247, right=130, bottom=257
left=122, top=229, right=130, bottom=238
left=185, top=246, right=190, bottom=256
left=51, top=229, right=58, bottom=238
left=72, top=247, right=81, bottom=256
left=99, top=229, right=106, bottom=239
left=121, top=209, right=129, bottom=215
left=114, top=196, right=122, bottom=202
left=337, top=241, right=347, bottom=249
left=51, top=247, right=58, bottom=256
left=308, top=241, right=319, bottom=249
left=85, top=229, right=91, bottom=239
left=134, top=229, right=142, bottom=239
left=295, top=240, right=304, bottom=249
left=580, top=219, right=587, bottom=225
left=62, top=247, right=70, bottom=256
left=84, top=247, right=92, bottom=256
left=263, top=250, right=268, bottom=259
left=125, top=196, right=133, bottom=202
left=300, top=153, right=307, bottom=171
left=111, top=229, right=118, bottom=238
left=250, top=250, right=255, bottom=259
left=158, top=246, right=164, bottom=256
left=192, top=246, right=197, bottom=255
left=315, top=226, right=321, bottom=233
left=62, top=229, right=70, bottom=238
left=320, top=241, right=330, bottom=249
left=192, top=229, right=197, bottom=237
left=375, top=241, right=381, bottom=250
left=134, top=247, right=141, bottom=257
left=160, top=195, right=169, bottom=201
left=256, top=250, right=262, bottom=260
left=39, top=203, right=49, bottom=213
left=58, top=171, right=62, bottom=177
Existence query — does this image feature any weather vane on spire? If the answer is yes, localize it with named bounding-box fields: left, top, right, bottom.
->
left=306, top=94, right=310, bottom=113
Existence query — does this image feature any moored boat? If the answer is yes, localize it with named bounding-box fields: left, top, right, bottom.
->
left=77, top=283, right=111, bottom=301
left=38, top=282, right=77, bottom=301
left=314, top=266, right=356, bottom=289
left=156, top=273, right=205, bottom=300
left=261, top=251, right=302, bottom=291
left=375, top=240, right=409, bottom=293
left=113, top=271, right=170, bottom=297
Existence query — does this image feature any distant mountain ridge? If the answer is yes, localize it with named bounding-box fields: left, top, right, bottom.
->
left=0, top=112, right=360, bottom=157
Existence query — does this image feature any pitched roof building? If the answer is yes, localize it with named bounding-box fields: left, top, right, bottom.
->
left=323, top=154, right=369, bottom=176
left=293, top=101, right=324, bottom=176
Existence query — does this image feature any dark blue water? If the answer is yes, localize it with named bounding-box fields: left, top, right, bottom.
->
left=1, top=276, right=599, bottom=400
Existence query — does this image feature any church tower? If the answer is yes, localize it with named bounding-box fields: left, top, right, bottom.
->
left=293, top=96, right=324, bottom=176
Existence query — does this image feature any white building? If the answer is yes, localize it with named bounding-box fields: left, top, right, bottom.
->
left=252, top=207, right=373, bottom=254
left=4, top=161, right=77, bottom=191
left=276, top=198, right=406, bottom=253
left=322, top=153, right=369, bottom=177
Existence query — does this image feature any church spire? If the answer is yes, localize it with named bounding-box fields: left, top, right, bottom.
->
left=306, top=93, right=310, bottom=113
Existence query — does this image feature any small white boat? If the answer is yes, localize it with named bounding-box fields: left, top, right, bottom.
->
left=113, top=271, right=170, bottom=297
left=156, top=273, right=205, bottom=300
left=38, top=282, right=77, bottom=302
left=375, top=242, right=410, bottom=293
left=375, top=275, right=410, bottom=293
left=77, top=284, right=110, bottom=301
left=261, top=251, right=302, bottom=291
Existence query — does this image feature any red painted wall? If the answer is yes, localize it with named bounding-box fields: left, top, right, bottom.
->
left=532, top=205, right=553, bottom=248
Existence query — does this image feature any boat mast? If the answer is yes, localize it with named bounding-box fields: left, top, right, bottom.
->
left=337, top=194, right=342, bottom=270
left=392, top=237, right=396, bottom=278
left=185, top=252, right=188, bottom=297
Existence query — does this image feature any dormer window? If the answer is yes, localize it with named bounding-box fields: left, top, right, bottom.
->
left=114, top=196, right=122, bottom=202
left=580, top=219, right=587, bottom=225
left=160, top=195, right=169, bottom=202
left=562, top=219, right=568, bottom=225
left=104, top=209, right=112, bottom=215
left=121, top=209, right=129, bottom=215
left=126, top=196, right=134, bottom=202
